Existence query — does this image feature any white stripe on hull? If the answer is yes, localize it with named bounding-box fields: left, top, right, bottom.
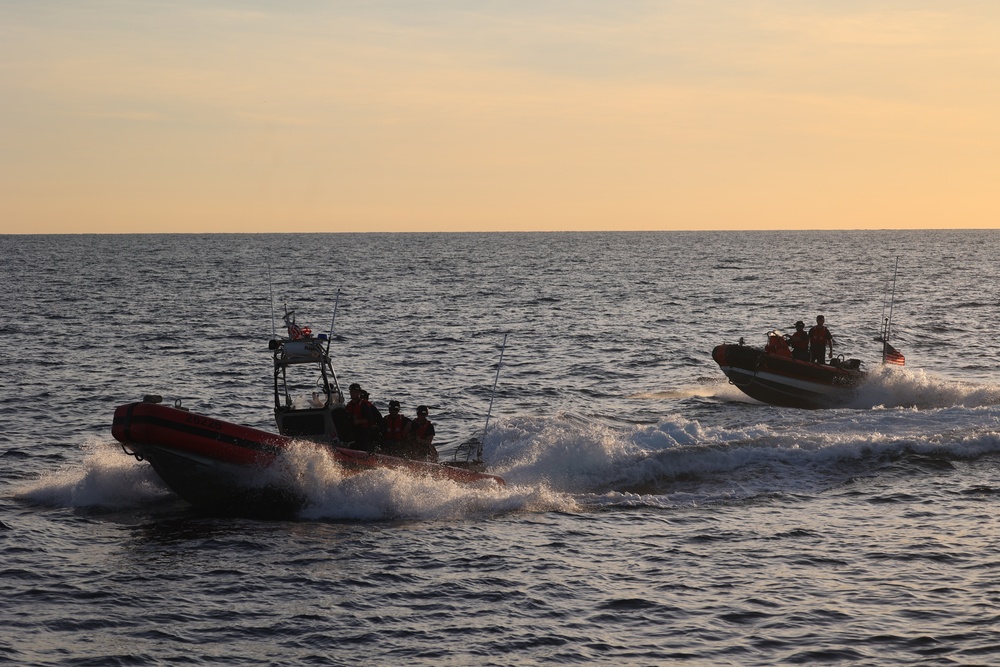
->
left=721, top=366, right=854, bottom=399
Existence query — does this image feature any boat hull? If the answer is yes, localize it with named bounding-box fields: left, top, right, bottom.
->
left=712, top=344, right=865, bottom=409
left=112, top=402, right=504, bottom=515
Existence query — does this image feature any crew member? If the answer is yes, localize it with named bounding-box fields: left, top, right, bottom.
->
left=379, top=400, right=411, bottom=457
left=345, top=383, right=376, bottom=452
left=789, top=320, right=810, bottom=361
left=808, top=315, right=834, bottom=364
left=408, top=405, right=438, bottom=462
left=361, top=390, right=384, bottom=448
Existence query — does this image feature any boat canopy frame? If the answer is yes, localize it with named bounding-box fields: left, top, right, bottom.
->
left=269, top=331, right=349, bottom=444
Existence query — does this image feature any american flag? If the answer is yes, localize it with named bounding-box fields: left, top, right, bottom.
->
left=287, top=323, right=312, bottom=340
left=883, top=343, right=905, bottom=366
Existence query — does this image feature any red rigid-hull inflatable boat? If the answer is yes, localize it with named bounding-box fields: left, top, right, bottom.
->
left=112, top=400, right=504, bottom=515
left=111, top=305, right=504, bottom=515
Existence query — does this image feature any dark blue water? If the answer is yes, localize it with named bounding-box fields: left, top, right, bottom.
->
left=2, top=231, right=999, bottom=665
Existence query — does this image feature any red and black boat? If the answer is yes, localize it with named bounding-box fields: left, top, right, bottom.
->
left=711, top=331, right=867, bottom=409
left=112, top=306, right=504, bottom=515
left=715, top=261, right=910, bottom=410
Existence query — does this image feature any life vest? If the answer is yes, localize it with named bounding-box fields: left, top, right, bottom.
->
left=410, top=420, right=438, bottom=462
left=413, top=420, right=434, bottom=441
left=810, top=325, right=831, bottom=346
left=384, top=414, right=409, bottom=441
left=789, top=330, right=809, bottom=351
left=346, top=399, right=366, bottom=424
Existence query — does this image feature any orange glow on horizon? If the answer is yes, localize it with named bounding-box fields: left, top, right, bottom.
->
left=2, top=3, right=998, bottom=234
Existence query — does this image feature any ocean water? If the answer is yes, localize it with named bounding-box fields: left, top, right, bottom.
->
left=2, top=230, right=999, bottom=666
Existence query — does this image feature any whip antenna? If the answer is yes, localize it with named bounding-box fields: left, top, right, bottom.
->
left=478, top=333, right=508, bottom=461
left=882, top=256, right=899, bottom=362
left=267, top=261, right=276, bottom=339
left=325, top=289, right=341, bottom=355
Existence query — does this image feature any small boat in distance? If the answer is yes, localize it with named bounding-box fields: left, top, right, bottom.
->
left=712, top=331, right=867, bottom=409
left=112, top=306, right=504, bottom=515
left=714, top=261, right=907, bottom=410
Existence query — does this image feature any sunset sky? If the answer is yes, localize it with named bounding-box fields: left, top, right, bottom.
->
left=2, top=1, right=999, bottom=234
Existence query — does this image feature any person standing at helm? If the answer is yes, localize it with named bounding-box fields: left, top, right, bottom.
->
left=808, top=315, right=834, bottom=364
left=789, top=320, right=810, bottom=362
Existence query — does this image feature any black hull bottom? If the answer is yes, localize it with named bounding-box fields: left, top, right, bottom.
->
left=712, top=344, right=866, bottom=410
left=138, top=444, right=306, bottom=517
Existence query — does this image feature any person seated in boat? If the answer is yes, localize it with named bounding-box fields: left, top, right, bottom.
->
left=362, top=390, right=385, bottom=448
left=808, top=315, right=834, bottom=364
left=346, top=383, right=379, bottom=453
left=788, top=320, right=810, bottom=361
left=378, top=399, right=412, bottom=457
left=407, top=405, right=438, bottom=462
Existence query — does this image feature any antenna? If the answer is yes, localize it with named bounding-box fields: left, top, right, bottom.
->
left=325, top=289, right=341, bottom=355
left=882, top=256, right=899, bottom=362
left=477, top=333, right=508, bottom=461
left=267, top=261, right=276, bottom=339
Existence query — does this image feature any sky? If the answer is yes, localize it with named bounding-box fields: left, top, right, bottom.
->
left=2, top=1, right=999, bottom=234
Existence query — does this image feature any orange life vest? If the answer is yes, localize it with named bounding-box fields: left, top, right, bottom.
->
left=789, top=330, right=809, bottom=351
left=384, top=414, right=409, bottom=441
left=346, top=399, right=368, bottom=426
left=413, top=420, right=434, bottom=441
left=810, top=325, right=831, bottom=347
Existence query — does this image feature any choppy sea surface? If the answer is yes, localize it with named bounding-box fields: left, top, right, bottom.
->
left=2, top=230, right=999, bottom=666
